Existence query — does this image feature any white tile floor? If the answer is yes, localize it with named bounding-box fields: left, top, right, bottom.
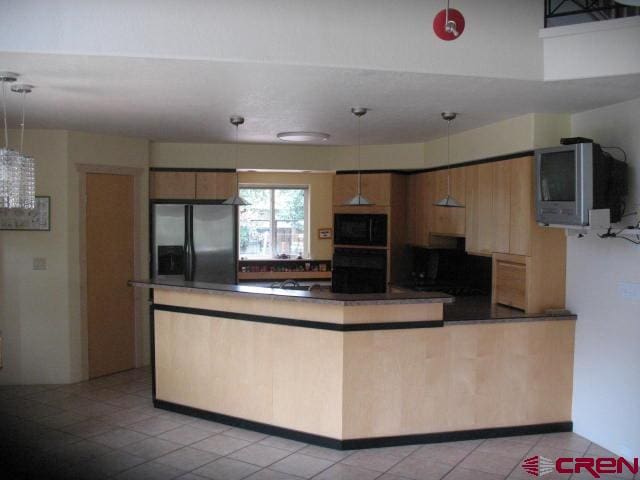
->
left=0, top=367, right=632, bottom=480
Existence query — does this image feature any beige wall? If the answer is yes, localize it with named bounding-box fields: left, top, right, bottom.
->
left=0, top=130, right=149, bottom=385
left=238, top=172, right=333, bottom=260
left=151, top=113, right=571, bottom=173
left=0, top=130, right=71, bottom=384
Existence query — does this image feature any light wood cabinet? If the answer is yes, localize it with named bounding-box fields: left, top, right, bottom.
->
left=406, top=172, right=433, bottom=247
left=493, top=254, right=527, bottom=310
left=492, top=161, right=511, bottom=254
left=432, top=168, right=466, bottom=236
left=333, top=173, right=391, bottom=206
left=150, top=171, right=196, bottom=199
left=196, top=172, right=236, bottom=200
left=465, top=163, right=494, bottom=255
left=508, top=157, right=533, bottom=256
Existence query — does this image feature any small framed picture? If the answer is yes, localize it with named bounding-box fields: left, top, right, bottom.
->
left=0, top=196, right=51, bottom=231
left=318, top=228, right=332, bottom=239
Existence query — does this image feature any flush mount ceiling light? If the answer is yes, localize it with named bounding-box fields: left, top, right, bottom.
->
left=344, top=107, right=373, bottom=206
left=433, top=112, right=463, bottom=208
left=277, top=131, right=330, bottom=143
left=223, top=115, right=250, bottom=206
left=433, top=0, right=465, bottom=41
left=0, top=72, right=36, bottom=210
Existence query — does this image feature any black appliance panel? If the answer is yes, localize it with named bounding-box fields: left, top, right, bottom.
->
left=332, top=247, right=387, bottom=294
left=157, top=245, right=185, bottom=275
left=334, top=214, right=387, bottom=247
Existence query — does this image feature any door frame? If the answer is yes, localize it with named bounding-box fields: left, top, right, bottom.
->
left=78, top=164, right=145, bottom=379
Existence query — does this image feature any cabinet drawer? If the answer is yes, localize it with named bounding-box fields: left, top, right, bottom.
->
left=493, top=256, right=526, bottom=310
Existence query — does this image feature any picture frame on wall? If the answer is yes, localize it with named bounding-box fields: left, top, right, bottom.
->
left=318, top=227, right=332, bottom=239
left=0, top=196, right=51, bottom=231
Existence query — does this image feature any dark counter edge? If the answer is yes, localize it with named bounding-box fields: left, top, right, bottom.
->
left=130, top=279, right=455, bottom=305
left=154, top=399, right=572, bottom=450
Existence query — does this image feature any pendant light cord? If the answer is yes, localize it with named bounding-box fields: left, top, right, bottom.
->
left=19, top=90, right=26, bottom=153
left=1, top=81, right=8, bottom=150
left=357, top=113, right=362, bottom=198
left=235, top=123, right=240, bottom=195
left=446, top=118, right=451, bottom=197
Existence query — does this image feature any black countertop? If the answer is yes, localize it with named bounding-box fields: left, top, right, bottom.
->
left=130, top=278, right=454, bottom=306
left=444, top=295, right=576, bottom=324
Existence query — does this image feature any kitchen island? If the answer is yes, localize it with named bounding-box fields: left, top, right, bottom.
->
left=132, top=279, right=576, bottom=449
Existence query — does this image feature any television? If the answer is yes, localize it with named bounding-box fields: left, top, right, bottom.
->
left=535, top=143, right=627, bottom=226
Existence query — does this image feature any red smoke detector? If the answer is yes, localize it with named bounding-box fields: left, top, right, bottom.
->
left=433, top=4, right=465, bottom=41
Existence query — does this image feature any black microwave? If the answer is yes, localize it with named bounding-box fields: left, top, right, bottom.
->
left=334, top=214, right=387, bottom=247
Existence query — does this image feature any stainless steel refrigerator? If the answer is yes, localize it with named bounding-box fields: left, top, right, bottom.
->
left=152, top=202, right=237, bottom=284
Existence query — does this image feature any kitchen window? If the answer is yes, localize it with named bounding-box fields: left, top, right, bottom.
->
left=238, top=186, right=309, bottom=259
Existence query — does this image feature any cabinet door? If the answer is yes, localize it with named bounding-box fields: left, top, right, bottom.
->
left=333, top=173, right=391, bottom=206
left=333, top=174, right=358, bottom=205
left=465, top=164, right=493, bottom=254
left=406, top=175, right=418, bottom=245
left=509, top=157, right=533, bottom=256
left=150, top=172, right=196, bottom=199
left=492, top=161, right=511, bottom=254
left=432, top=168, right=466, bottom=236
left=406, top=172, right=432, bottom=246
left=361, top=173, right=391, bottom=206
left=196, top=172, right=237, bottom=200
left=493, top=254, right=526, bottom=310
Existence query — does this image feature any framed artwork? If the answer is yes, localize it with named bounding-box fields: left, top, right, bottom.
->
left=318, top=227, right=332, bottom=239
left=0, top=196, right=51, bottom=231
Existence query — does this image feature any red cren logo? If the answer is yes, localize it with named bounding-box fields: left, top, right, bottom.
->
left=522, top=456, right=555, bottom=476
left=521, top=456, right=639, bottom=478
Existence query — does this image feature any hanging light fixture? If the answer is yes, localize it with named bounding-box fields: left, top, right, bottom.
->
left=344, top=107, right=373, bottom=206
left=223, top=115, right=250, bottom=206
left=433, top=111, right=463, bottom=208
left=0, top=72, right=36, bottom=210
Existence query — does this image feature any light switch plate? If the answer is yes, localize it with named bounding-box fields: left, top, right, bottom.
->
left=33, top=257, right=47, bottom=271
left=618, top=282, right=640, bottom=301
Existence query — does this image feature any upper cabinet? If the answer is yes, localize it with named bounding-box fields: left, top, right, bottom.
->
left=150, top=171, right=196, bottom=199
left=195, top=172, right=237, bottom=200
left=333, top=173, right=392, bottom=206
left=464, top=157, right=535, bottom=256
left=150, top=171, right=236, bottom=200
left=431, top=168, right=466, bottom=237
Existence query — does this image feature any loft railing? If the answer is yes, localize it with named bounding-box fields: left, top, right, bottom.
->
left=545, top=0, right=639, bottom=27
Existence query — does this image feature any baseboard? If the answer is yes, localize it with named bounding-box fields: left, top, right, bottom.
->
left=154, top=399, right=572, bottom=450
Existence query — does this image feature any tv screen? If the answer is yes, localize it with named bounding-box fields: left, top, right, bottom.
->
left=540, top=151, right=576, bottom=202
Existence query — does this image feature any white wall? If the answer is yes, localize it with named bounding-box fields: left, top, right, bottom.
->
left=541, top=17, right=640, bottom=80
left=568, top=97, right=640, bottom=457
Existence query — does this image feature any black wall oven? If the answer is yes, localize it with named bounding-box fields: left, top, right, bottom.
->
left=334, top=214, right=387, bottom=247
left=332, top=248, right=387, bottom=294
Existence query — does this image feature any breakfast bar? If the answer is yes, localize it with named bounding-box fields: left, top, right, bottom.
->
left=132, top=279, right=576, bottom=449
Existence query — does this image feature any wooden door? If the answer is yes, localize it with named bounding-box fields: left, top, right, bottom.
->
left=86, top=173, right=135, bottom=378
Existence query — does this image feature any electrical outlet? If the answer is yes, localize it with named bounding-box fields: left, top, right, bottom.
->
left=32, top=257, right=47, bottom=271
left=618, top=282, right=640, bottom=301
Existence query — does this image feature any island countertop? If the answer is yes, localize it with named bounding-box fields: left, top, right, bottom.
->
left=130, top=278, right=454, bottom=306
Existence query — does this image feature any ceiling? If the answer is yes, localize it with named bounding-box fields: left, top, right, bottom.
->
left=1, top=1, right=639, bottom=146
left=1, top=52, right=640, bottom=146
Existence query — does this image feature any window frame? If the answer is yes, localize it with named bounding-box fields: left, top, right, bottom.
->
left=238, top=184, right=310, bottom=259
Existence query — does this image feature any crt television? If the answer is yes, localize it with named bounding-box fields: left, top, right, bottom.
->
left=535, top=143, right=627, bottom=226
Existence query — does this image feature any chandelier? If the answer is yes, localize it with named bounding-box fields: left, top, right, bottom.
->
left=0, top=71, right=35, bottom=210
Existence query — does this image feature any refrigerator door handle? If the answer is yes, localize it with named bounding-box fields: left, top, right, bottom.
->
left=184, top=205, right=195, bottom=281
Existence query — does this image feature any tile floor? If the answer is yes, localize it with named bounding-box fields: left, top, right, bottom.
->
left=0, top=368, right=632, bottom=480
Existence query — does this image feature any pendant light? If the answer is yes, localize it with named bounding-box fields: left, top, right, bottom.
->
left=433, top=111, right=463, bottom=208
left=0, top=72, right=36, bottom=210
left=344, top=107, right=373, bottom=206
left=223, top=115, right=250, bottom=206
